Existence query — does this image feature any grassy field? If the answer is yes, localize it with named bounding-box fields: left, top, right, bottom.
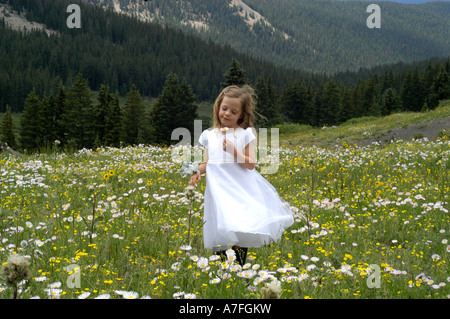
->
left=0, top=104, right=449, bottom=299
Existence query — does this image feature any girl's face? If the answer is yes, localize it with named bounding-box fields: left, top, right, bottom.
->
left=218, top=96, right=243, bottom=129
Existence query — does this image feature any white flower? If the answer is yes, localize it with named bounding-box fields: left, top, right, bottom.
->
left=34, top=276, right=48, bottom=282
left=94, top=293, right=111, bottom=299
left=431, top=254, right=441, bottom=261
left=306, top=264, right=316, bottom=272
left=209, top=278, right=221, bottom=284
left=197, top=257, right=209, bottom=268
left=180, top=245, right=192, bottom=251
left=184, top=293, right=197, bottom=299
left=78, top=292, right=91, bottom=299
left=209, top=255, right=221, bottom=262
left=122, top=291, right=139, bottom=299
left=173, top=292, right=185, bottom=299
left=171, top=262, right=181, bottom=271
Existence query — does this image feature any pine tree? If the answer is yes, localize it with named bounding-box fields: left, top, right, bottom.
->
left=380, top=88, right=401, bottom=116
left=95, top=85, right=113, bottom=146
left=320, top=80, right=341, bottom=126
left=221, top=59, right=248, bottom=88
left=104, top=93, right=123, bottom=147
left=0, top=105, right=16, bottom=149
left=255, top=76, right=281, bottom=127
left=54, top=85, right=66, bottom=145
left=123, top=84, right=145, bottom=146
left=39, top=95, right=57, bottom=149
left=338, top=87, right=352, bottom=124
left=148, top=73, right=198, bottom=145
left=19, top=89, right=42, bottom=152
left=63, top=74, right=95, bottom=149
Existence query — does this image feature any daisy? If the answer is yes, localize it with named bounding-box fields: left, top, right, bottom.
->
left=197, top=257, right=209, bottom=268
left=78, top=292, right=91, bottom=299
left=209, top=278, right=221, bottom=284
left=122, top=291, right=139, bottom=299
left=94, top=293, right=111, bottom=299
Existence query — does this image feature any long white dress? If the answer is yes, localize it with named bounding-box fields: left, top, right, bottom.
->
left=199, top=127, right=294, bottom=250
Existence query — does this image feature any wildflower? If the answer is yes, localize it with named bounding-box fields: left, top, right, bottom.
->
left=197, top=257, right=209, bottom=268
left=184, top=185, right=196, bottom=200
left=260, top=280, right=281, bottom=299
left=1, top=254, right=31, bottom=298
left=210, top=278, right=221, bottom=284
left=94, top=293, right=111, bottom=299
left=78, top=292, right=91, bottom=299
left=122, top=291, right=139, bottom=299
left=431, top=254, right=441, bottom=261
left=180, top=245, right=192, bottom=252
left=34, top=276, right=48, bottom=282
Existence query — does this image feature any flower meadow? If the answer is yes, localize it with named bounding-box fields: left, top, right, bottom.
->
left=0, top=136, right=449, bottom=299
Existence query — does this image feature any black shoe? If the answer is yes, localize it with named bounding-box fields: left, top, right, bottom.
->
left=233, top=247, right=248, bottom=266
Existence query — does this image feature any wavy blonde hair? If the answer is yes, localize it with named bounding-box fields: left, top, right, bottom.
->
left=213, top=85, right=256, bottom=129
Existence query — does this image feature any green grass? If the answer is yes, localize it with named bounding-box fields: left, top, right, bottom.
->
left=0, top=100, right=449, bottom=299
left=0, top=127, right=449, bottom=299
left=277, top=99, right=450, bottom=148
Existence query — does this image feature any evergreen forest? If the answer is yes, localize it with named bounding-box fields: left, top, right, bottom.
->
left=0, top=0, right=449, bottom=152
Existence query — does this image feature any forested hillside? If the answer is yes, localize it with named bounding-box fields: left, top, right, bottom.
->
left=0, top=0, right=449, bottom=153
left=0, top=0, right=308, bottom=112
left=86, top=0, right=450, bottom=73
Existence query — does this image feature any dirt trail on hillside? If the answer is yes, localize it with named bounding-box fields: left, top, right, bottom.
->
left=358, top=115, right=450, bottom=147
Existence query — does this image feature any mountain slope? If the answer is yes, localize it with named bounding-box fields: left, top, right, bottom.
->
left=84, top=0, right=450, bottom=74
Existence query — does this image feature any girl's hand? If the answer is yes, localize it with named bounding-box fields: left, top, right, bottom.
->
left=223, top=139, right=236, bottom=156
left=189, top=171, right=201, bottom=187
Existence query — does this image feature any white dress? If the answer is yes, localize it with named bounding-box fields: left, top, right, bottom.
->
left=199, top=127, right=294, bottom=250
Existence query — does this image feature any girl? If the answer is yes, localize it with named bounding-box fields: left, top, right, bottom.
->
left=189, top=85, right=294, bottom=265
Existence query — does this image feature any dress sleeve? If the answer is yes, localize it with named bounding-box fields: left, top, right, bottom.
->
left=198, top=129, right=208, bottom=147
left=244, top=127, right=257, bottom=147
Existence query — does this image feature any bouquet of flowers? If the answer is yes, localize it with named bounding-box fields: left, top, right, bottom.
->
left=177, top=161, right=199, bottom=178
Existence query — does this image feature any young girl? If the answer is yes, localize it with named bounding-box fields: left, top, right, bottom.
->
left=189, top=85, right=294, bottom=265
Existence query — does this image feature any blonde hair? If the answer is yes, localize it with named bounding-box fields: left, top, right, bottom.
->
left=213, top=85, right=256, bottom=129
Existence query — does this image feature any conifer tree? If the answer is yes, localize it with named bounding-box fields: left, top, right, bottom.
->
left=380, top=88, right=401, bottom=116
left=54, top=85, right=66, bottom=145
left=104, top=93, right=123, bottom=147
left=338, top=87, right=352, bottom=124
left=123, top=84, right=145, bottom=146
left=95, top=85, right=113, bottom=147
left=320, top=80, right=341, bottom=126
left=148, top=73, right=198, bottom=145
left=221, top=59, right=248, bottom=88
left=19, top=89, right=42, bottom=152
left=40, top=95, right=57, bottom=149
left=279, top=81, right=306, bottom=124
left=63, top=74, right=95, bottom=149
left=0, top=105, right=16, bottom=149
